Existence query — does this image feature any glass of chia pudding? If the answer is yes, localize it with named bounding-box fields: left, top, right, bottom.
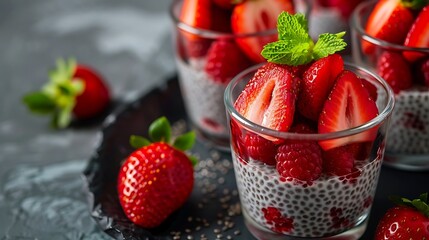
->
left=351, top=0, right=429, bottom=170
left=169, top=0, right=299, bottom=150
left=224, top=61, right=394, bottom=239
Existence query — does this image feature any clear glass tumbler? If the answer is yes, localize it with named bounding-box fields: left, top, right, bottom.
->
left=224, top=63, right=394, bottom=239
left=169, top=0, right=300, bottom=150
left=351, top=0, right=429, bottom=170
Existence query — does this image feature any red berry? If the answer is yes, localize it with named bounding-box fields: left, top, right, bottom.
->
left=363, top=0, right=415, bottom=54
left=375, top=204, right=429, bottom=240
left=244, top=132, right=277, bottom=165
left=318, top=70, right=379, bottom=150
left=231, top=0, right=295, bottom=62
left=403, top=5, right=429, bottom=62
left=234, top=63, right=300, bottom=134
left=204, top=39, right=252, bottom=84
left=117, top=142, right=194, bottom=228
left=322, top=144, right=355, bottom=176
left=72, top=65, right=110, bottom=119
left=377, top=51, right=413, bottom=93
left=275, top=141, right=323, bottom=182
left=415, top=57, right=429, bottom=87
left=298, top=54, right=344, bottom=121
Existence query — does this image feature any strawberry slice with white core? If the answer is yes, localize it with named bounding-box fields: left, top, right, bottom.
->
left=318, top=70, right=379, bottom=150
left=231, top=0, right=295, bottom=63
left=234, top=62, right=300, bottom=133
left=403, top=5, right=429, bottom=62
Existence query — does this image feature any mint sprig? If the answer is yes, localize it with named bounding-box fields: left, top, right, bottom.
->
left=261, top=12, right=347, bottom=66
left=129, top=116, right=197, bottom=166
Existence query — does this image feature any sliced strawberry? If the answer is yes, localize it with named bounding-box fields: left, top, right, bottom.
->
left=204, top=39, right=252, bottom=84
left=231, top=0, right=295, bottom=63
left=318, top=70, right=379, bottom=150
left=230, top=118, right=249, bottom=164
left=363, top=0, right=415, bottom=54
left=403, top=5, right=429, bottom=62
left=179, top=0, right=211, bottom=30
left=234, top=62, right=300, bottom=133
left=212, top=0, right=239, bottom=10
left=298, top=54, right=344, bottom=121
left=179, top=0, right=212, bottom=57
left=377, top=51, right=413, bottom=93
left=244, top=132, right=277, bottom=165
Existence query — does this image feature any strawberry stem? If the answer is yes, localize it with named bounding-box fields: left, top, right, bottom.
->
left=389, top=193, right=429, bottom=218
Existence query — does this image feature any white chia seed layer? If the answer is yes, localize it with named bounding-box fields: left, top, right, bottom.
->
left=232, top=153, right=382, bottom=237
left=387, top=90, right=429, bottom=154
left=176, top=57, right=228, bottom=137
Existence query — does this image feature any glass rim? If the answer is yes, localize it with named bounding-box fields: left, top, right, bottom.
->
left=224, top=62, right=395, bottom=141
left=168, top=0, right=278, bottom=39
left=350, top=0, right=429, bottom=52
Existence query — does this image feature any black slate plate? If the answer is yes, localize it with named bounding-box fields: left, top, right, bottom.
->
left=82, top=76, right=429, bottom=240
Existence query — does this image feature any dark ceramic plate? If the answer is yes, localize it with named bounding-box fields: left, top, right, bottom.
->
left=82, top=76, right=429, bottom=240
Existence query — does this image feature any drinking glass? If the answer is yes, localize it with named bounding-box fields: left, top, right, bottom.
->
left=224, top=63, right=394, bottom=239
left=351, top=0, right=429, bottom=170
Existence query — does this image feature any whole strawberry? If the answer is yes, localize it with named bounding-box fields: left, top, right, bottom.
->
left=22, top=58, right=110, bottom=128
left=375, top=193, right=429, bottom=239
left=117, top=117, right=196, bottom=228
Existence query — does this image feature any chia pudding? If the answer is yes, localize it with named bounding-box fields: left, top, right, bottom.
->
left=232, top=152, right=382, bottom=238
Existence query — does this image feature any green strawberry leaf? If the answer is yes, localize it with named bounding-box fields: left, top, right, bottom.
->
left=22, top=92, right=56, bottom=114
left=261, top=12, right=347, bottom=65
left=389, top=193, right=429, bottom=218
left=149, top=116, right=172, bottom=143
left=130, top=135, right=151, bottom=149
left=188, top=155, right=198, bottom=167
left=173, top=131, right=196, bottom=151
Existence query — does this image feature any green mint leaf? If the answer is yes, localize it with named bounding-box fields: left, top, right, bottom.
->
left=261, top=40, right=313, bottom=66
left=149, top=116, right=171, bottom=143
left=173, top=131, right=196, bottom=151
left=129, top=135, right=151, bottom=149
left=22, top=92, right=56, bottom=114
left=312, top=32, right=347, bottom=60
left=277, top=12, right=309, bottom=42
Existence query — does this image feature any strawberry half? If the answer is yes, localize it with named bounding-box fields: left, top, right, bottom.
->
left=22, top=58, right=110, bottom=128
left=375, top=193, right=429, bottom=240
left=403, top=5, right=429, bottom=62
left=234, top=62, right=300, bottom=133
left=318, top=70, right=379, bottom=150
left=298, top=54, right=344, bottom=121
left=178, top=0, right=212, bottom=57
left=204, top=39, right=252, bottom=84
left=363, top=0, right=415, bottom=54
left=117, top=117, right=196, bottom=228
left=231, top=0, right=295, bottom=63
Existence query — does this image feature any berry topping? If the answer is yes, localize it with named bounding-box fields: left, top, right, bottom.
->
left=403, top=5, right=429, bottom=61
left=276, top=141, right=323, bottom=182
left=318, top=70, right=379, bottom=150
left=376, top=51, right=413, bottom=93
left=234, top=62, right=300, bottom=133
left=322, top=144, right=355, bottom=176
left=245, top=132, right=277, bottom=165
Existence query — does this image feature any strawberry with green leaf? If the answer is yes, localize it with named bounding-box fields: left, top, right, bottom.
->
left=117, top=117, right=196, bottom=228
left=22, top=58, right=110, bottom=128
left=375, top=193, right=429, bottom=239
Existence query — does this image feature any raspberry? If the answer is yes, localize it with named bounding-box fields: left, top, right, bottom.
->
left=245, top=133, right=277, bottom=165
left=275, top=141, right=323, bottom=182
left=322, top=145, right=355, bottom=176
